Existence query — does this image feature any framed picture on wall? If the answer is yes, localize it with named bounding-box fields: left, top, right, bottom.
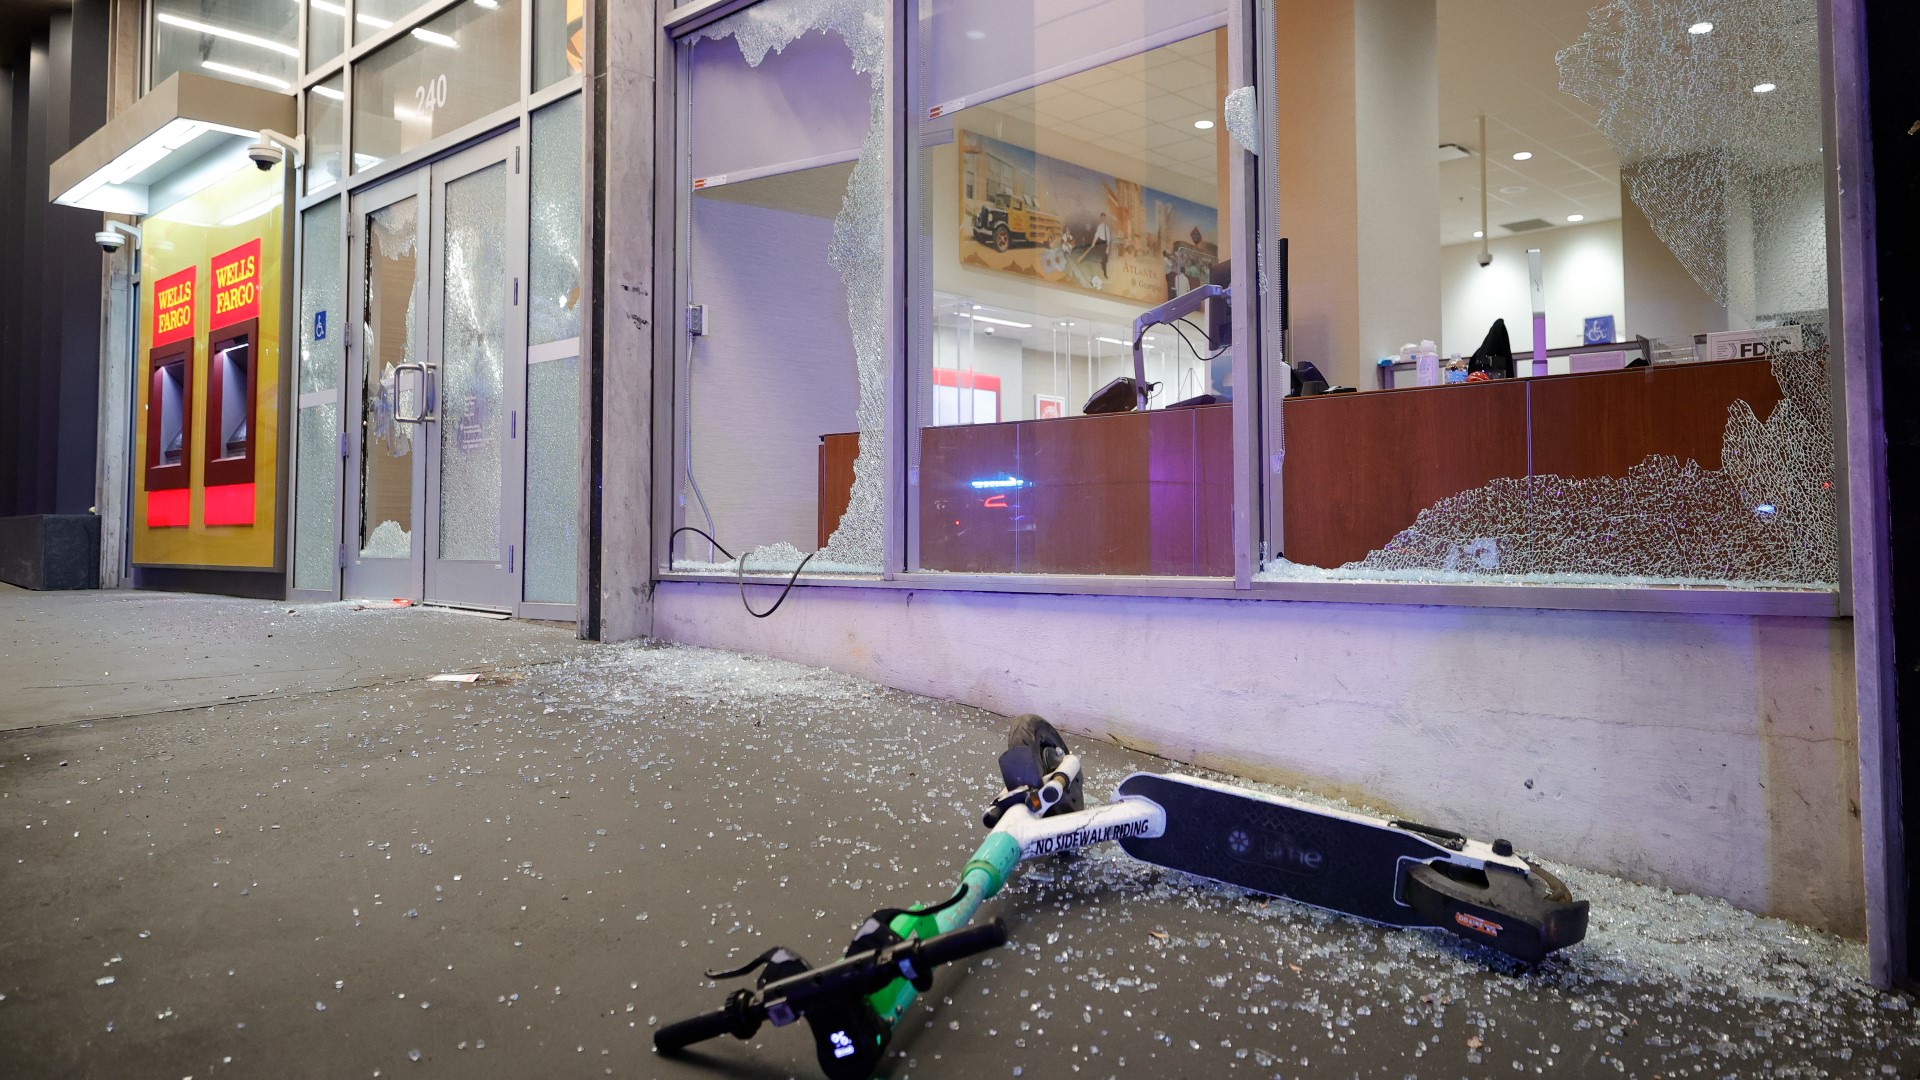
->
left=1035, top=394, right=1066, bottom=420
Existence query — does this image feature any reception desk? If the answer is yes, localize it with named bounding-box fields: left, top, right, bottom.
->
left=1280, top=356, right=1783, bottom=567
left=816, top=356, right=1783, bottom=573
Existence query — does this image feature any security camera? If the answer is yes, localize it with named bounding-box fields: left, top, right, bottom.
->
left=248, top=139, right=284, bottom=171
left=96, top=229, right=125, bottom=253
left=1477, top=251, right=1494, bottom=268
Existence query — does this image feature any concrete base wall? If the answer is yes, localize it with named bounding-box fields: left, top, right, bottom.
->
left=0, top=514, right=100, bottom=590
left=653, top=580, right=1864, bottom=936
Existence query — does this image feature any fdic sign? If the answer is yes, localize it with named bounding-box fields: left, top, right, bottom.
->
left=1706, top=325, right=1804, bottom=362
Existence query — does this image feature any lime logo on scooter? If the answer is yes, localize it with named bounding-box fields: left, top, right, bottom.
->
left=1454, top=912, right=1504, bottom=938
left=1222, top=824, right=1326, bottom=875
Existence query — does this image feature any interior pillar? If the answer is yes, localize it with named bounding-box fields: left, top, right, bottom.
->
left=1273, top=0, right=1440, bottom=391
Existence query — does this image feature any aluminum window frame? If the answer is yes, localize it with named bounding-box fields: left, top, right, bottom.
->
left=639, top=0, right=1861, bottom=620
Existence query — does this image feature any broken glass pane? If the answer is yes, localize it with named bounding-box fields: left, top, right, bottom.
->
left=1558, top=0, right=1828, bottom=323
left=1258, top=346, right=1837, bottom=589
left=675, top=0, right=888, bottom=574
left=437, top=161, right=511, bottom=563
left=293, top=402, right=339, bottom=591
left=359, top=198, right=420, bottom=558
left=300, top=198, right=343, bottom=396
left=525, top=356, right=580, bottom=604
left=529, top=94, right=584, bottom=347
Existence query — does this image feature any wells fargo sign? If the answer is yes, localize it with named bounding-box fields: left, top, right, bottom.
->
left=209, top=239, right=262, bottom=327
left=152, top=267, right=196, bottom=347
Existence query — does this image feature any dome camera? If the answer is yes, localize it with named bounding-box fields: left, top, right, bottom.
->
left=248, top=139, right=284, bottom=171
left=1476, top=251, right=1494, bottom=268
left=95, top=229, right=126, bottom=253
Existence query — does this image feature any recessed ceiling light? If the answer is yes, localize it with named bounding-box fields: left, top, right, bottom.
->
left=1753, top=82, right=1777, bottom=94
left=1473, top=230, right=1484, bottom=239
left=1567, top=214, right=1585, bottom=222
left=1193, top=119, right=1215, bottom=130
left=1688, top=21, right=1713, bottom=34
left=1499, top=185, right=1527, bottom=194
left=1511, top=151, right=1533, bottom=161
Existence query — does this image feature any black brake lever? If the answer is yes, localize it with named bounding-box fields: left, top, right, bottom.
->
left=706, top=947, right=787, bottom=981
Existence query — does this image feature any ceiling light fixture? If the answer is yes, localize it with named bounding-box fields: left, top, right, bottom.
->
left=410, top=27, right=458, bottom=48
left=1567, top=214, right=1585, bottom=222
left=1511, top=151, right=1533, bottom=161
left=1473, top=230, right=1484, bottom=239
left=202, top=60, right=291, bottom=90
left=311, top=84, right=345, bottom=101
left=965, top=29, right=986, bottom=40
left=957, top=313, right=1032, bottom=329
left=1688, top=21, right=1713, bottom=34
left=1193, top=119, right=1215, bottom=130
left=156, top=13, right=299, bottom=57
left=1752, top=82, right=1777, bottom=94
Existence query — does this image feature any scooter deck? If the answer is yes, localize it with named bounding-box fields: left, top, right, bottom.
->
left=1114, top=772, right=1453, bottom=927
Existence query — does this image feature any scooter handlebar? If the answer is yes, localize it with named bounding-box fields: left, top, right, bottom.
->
left=914, top=918, right=1008, bottom=970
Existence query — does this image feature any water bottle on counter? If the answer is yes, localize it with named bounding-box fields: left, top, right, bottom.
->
left=1416, top=339, right=1441, bottom=386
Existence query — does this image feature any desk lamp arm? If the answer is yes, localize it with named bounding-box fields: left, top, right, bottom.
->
left=1132, top=284, right=1229, bottom=410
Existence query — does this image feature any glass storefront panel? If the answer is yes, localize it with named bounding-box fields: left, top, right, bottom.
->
left=307, top=75, right=346, bottom=197
left=912, top=1, right=1237, bottom=577
left=307, top=0, right=346, bottom=70
left=351, top=0, right=522, bottom=173
left=150, top=0, right=298, bottom=91
left=1250, top=0, right=1838, bottom=592
left=300, top=198, right=343, bottom=395
left=525, top=356, right=579, bottom=603
left=668, top=0, right=888, bottom=576
left=528, top=93, right=583, bottom=345
left=293, top=402, right=340, bottom=590
left=533, top=0, right=584, bottom=90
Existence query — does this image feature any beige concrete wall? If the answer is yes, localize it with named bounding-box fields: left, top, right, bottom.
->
left=654, top=581, right=1864, bottom=937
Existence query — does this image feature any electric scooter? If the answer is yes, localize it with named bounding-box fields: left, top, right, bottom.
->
left=655, top=717, right=1588, bottom=1079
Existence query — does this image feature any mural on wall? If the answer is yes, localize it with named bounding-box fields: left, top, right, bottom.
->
left=956, top=129, right=1218, bottom=307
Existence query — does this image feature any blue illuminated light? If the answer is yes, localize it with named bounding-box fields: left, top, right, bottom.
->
left=969, top=476, right=1027, bottom=490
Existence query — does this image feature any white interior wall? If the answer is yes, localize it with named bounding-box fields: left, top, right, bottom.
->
left=684, top=174, right=858, bottom=556
left=654, top=581, right=1864, bottom=937
left=1440, top=220, right=1627, bottom=358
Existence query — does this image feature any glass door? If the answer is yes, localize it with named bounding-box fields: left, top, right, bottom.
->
left=423, top=136, right=524, bottom=610
left=342, top=130, right=526, bottom=610
left=344, top=171, right=429, bottom=601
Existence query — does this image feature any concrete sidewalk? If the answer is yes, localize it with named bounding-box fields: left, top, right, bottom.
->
left=0, top=590, right=1914, bottom=1079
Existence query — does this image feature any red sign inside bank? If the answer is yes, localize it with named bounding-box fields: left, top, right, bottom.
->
left=151, top=266, right=196, bottom=347
left=209, top=238, right=262, bottom=327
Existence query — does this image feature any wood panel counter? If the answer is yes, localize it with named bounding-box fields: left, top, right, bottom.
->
left=1280, top=357, right=1783, bottom=567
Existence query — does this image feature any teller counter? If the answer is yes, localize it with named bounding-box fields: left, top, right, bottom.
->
left=816, top=356, right=1782, bottom=573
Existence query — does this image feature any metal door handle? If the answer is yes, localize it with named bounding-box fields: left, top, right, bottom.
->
left=391, top=362, right=438, bottom=423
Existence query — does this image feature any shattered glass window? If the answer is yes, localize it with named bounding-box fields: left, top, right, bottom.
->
left=360, top=198, right=420, bottom=559
left=294, top=403, right=340, bottom=591
left=525, top=356, right=580, bottom=604
left=668, top=0, right=889, bottom=575
left=529, top=94, right=584, bottom=347
left=1252, top=0, right=1837, bottom=592
left=910, top=1, right=1238, bottom=577
left=436, top=162, right=511, bottom=563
